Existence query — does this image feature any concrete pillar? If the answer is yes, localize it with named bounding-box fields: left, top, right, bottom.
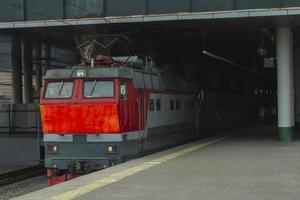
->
left=33, top=42, right=42, bottom=99
left=11, top=32, right=23, bottom=104
left=276, top=27, right=295, bottom=141
left=23, top=36, right=33, bottom=103
left=295, top=49, right=300, bottom=131
left=42, top=42, right=51, bottom=75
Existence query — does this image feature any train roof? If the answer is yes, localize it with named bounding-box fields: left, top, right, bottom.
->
left=44, top=65, right=197, bottom=93
left=44, top=67, right=142, bottom=80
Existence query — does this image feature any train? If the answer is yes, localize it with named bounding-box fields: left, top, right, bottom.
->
left=40, top=54, right=269, bottom=185
left=41, top=56, right=199, bottom=185
left=40, top=36, right=273, bottom=185
left=40, top=57, right=274, bottom=185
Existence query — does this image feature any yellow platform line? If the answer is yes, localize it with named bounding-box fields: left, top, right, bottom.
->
left=50, top=136, right=226, bottom=200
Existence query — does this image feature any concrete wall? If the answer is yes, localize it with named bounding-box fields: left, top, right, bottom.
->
left=0, top=137, right=39, bottom=165
left=0, top=0, right=23, bottom=22
left=65, top=0, right=105, bottom=18
left=26, top=0, right=63, bottom=20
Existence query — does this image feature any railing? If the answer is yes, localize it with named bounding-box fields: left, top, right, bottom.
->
left=0, top=0, right=300, bottom=22
left=0, top=103, right=41, bottom=136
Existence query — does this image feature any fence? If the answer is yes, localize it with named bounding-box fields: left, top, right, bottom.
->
left=0, top=103, right=41, bottom=136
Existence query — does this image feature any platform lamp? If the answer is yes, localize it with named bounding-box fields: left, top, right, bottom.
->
left=201, top=50, right=271, bottom=79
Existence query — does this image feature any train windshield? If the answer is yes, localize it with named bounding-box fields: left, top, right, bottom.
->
left=84, top=80, right=114, bottom=98
left=45, top=81, right=74, bottom=99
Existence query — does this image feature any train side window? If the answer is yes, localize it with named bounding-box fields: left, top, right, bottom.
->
left=45, top=81, right=74, bottom=99
left=176, top=100, right=180, bottom=110
left=170, top=100, right=174, bottom=111
left=149, top=99, right=155, bottom=111
left=84, top=80, right=114, bottom=98
left=156, top=99, right=161, bottom=111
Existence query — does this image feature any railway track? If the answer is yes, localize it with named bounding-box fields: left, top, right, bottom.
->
left=0, top=164, right=45, bottom=187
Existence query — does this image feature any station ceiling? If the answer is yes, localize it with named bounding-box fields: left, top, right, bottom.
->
left=3, top=12, right=300, bottom=94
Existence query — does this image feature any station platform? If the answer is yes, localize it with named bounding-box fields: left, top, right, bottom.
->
left=14, top=126, right=300, bottom=200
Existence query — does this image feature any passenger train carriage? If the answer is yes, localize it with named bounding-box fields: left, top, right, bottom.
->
left=41, top=57, right=199, bottom=185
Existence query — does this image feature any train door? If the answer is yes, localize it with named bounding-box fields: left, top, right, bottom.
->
left=137, top=96, right=146, bottom=154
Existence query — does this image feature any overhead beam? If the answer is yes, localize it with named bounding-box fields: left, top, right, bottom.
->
left=0, top=7, right=300, bottom=29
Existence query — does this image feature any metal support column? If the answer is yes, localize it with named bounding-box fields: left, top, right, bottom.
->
left=11, top=32, right=23, bottom=104
left=295, top=49, right=300, bottom=131
left=33, top=41, right=42, bottom=99
left=42, top=42, right=51, bottom=75
left=23, top=35, right=33, bottom=103
left=276, top=27, right=295, bottom=141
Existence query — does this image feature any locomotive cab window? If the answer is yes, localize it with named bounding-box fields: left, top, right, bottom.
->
left=84, top=80, right=114, bottom=98
left=45, top=81, right=74, bottom=99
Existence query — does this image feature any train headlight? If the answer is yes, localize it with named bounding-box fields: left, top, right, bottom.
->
left=106, top=145, right=118, bottom=154
left=75, top=69, right=86, bottom=77
left=47, top=144, right=59, bottom=154
left=108, top=146, right=113, bottom=152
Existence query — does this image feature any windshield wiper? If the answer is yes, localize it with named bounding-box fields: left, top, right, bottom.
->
left=58, top=80, right=64, bottom=96
left=90, top=80, right=97, bottom=97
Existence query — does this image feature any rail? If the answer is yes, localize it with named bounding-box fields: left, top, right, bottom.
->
left=0, top=164, right=45, bottom=187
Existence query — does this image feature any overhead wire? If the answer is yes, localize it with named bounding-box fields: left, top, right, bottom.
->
left=0, top=0, right=118, bottom=68
left=0, top=0, right=143, bottom=57
left=0, top=0, right=104, bottom=34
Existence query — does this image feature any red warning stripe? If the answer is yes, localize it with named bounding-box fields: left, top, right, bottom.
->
left=40, top=104, right=120, bottom=134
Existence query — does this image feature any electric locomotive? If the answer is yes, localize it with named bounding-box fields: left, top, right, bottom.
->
left=40, top=35, right=266, bottom=185
left=41, top=55, right=199, bottom=185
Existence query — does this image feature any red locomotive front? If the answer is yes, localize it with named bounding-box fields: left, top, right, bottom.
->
left=40, top=35, right=198, bottom=186
left=40, top=67, right=153, bottom=185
